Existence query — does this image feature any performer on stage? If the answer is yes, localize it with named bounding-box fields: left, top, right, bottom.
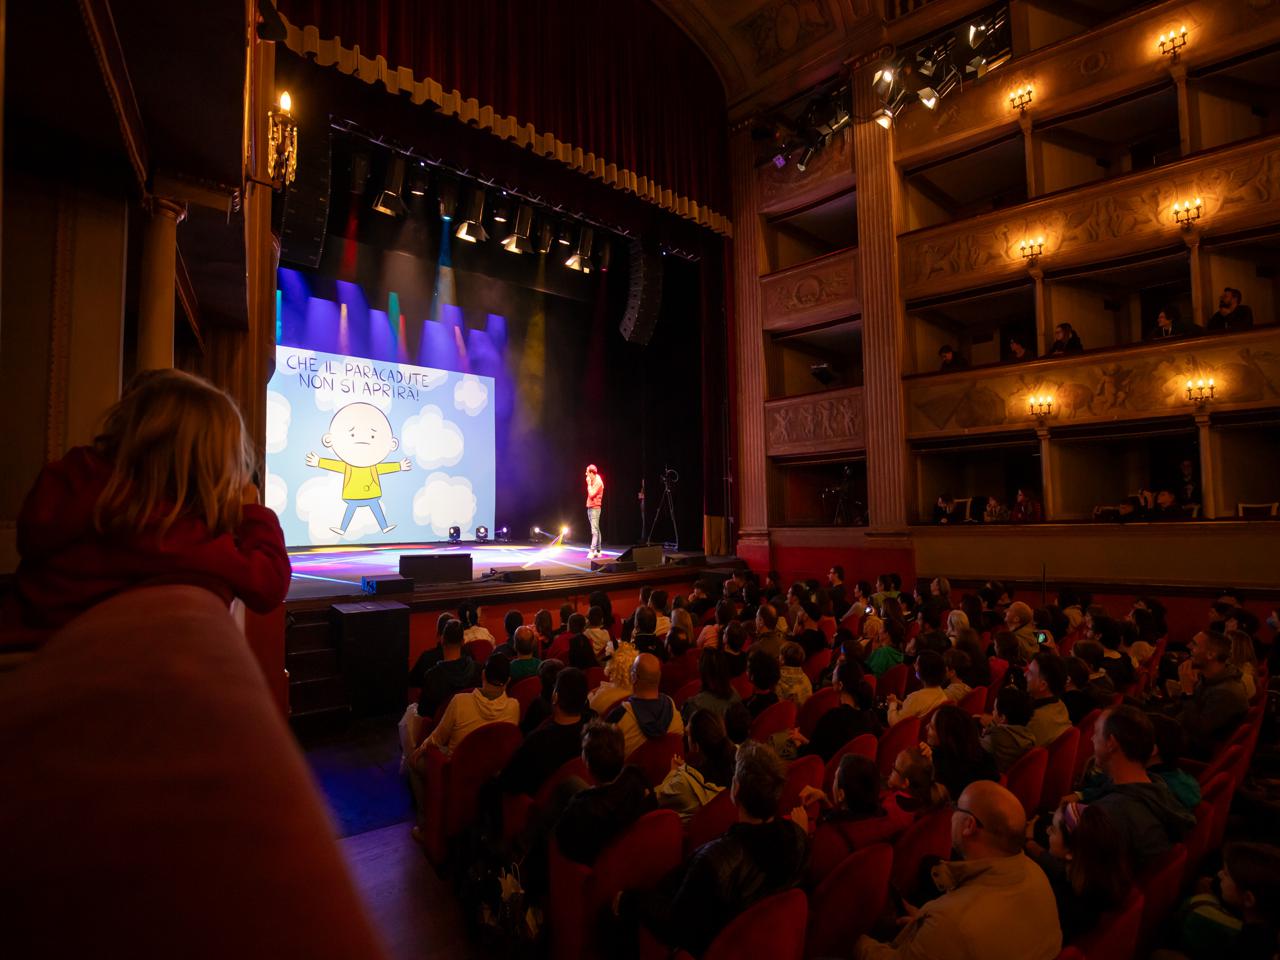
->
left=585, top=464, right=604, bottom=558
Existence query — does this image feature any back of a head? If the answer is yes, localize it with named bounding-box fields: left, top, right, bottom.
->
left=723, top=701, right=752, bottom=745
left=1223, top=842, right=1280, bottom=918
left=699, top=647, right=732, bottom=698
left=932, top=704, right=981, bottom=759
left=1148, top=712, right=1185, bottom=766
left=747, top=648, right=782, bottom=690
left=758, top=603, right=779, bottom=630
left=1093, top=617, right=1122, bottom=650
left=1067, top=803, right=1132, bottom=899
left=514, top=626, right=536, bottom=657
left=1103, top=705, right=1155, bottom=764
left=442, top=619, right=465, bottom=648
left=1007, top=601, right=1033, bottom=627
left=715, top=599, right=734, bottom=626
left=1074, top=639, right=1105, bottom=671
left=687, top=708, right=731, bottom=762
left=568, top=612, right=587, bottom=635
left=960, top=780, right=1027, bottom=856
left=559, top=602, right=573, bottom=624
left=993, top=631, right=1021, bottom=664
left=484, top=652, right=512, bottom=688
left=895, top=746, right=946, bottom=808
left=732, top=741, right=786, bottom=820
left=538, top=658, right=564, bottom=697
left=554, top=667, right=589, bottom=716
left=632, top=652, right=662, bottom=692
left=943, top=648, right=970, bottom=679
left=436, top=612, right=454, bottom=637
left=504, top=609, right=523, bottom=640
left=723, top=620, right=747, bottom=654
left=1065, top=656, right=1091, bottom=691
left=581, top=721, right=626, bottom=782
left=1200, top=629, right=1233, bottom=665
left=650, top=590, right=668, bottom=612
left=634, top=604, right=657, bottom=635
left=836, top=754, right=882, bottom=816
left=534, top=609, right=553, bottom=637
left=916, top=650, right=946, bottom=688
left=781, top=641, right=806, bottom=668
left=996, top=686, right=1034, bottom=726
left=833, top=656, right=863, bottom=693
left=588, top=605, right=604, bottom=627
left=457, top=602, right=477, bottom=627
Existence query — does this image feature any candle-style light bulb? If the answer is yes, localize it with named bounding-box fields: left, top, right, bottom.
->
left=1208, top=378, right=1214, bottom=387
left=279, top=90, right=292, bottom=113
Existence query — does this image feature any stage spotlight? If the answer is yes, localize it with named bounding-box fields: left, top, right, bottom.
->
left=373, top=155, right=408, bottom=217
left=350, top=152, right=370, bottom=195
left=557, top=223, right=574, bottom=246
left=535, top=220, right=555, bottom=254
left=448, top=525, right=461, bottom=543
left=966, top=9, right=1009, bottom=74
left=492, top=198, right=510, bottom=224
left=530, top=525, right=543, bottom=542
left=408, top=161, right=428, bottom=197
left=437, top=175, right=459, bottom=221
left=796, top=144, right=818, bottom=172
left=476, top=525, right=489, bottom=543
left=496, top=525, right=511, bottom=543
left=565, top=227, right=594, bottom=272
left=560, top=525, right=569, bottom=536
left=501, top=204, right=535, bottom=254
left=456, top=188, right=488, bottom=242
left=871, top=62, right=900, bottom=96
left=918, top=64, right=960, bottom=109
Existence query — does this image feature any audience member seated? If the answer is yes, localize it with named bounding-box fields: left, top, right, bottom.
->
left=854, top=780, right=1062, bottom=960
left=865, top=620, right=905, bottom=677
left=533, top=609, right=556, bottom=657
left=554, top=721, right=656, bottom=865
left=1011, top=487, right=1044, bottom=523
left=418, top=619, right=482, bottom=719
left=720, top=621, right=749, bottom=677
left=934, top=493, right=959, bottom=524
left=1026, top=652, right=1072, bottom=747
left=683, top=648, right=743, bottom=723
left=499, top=667, right=592, bottom=796
left=1025, top=800, right=1131, bottom=943
left=459, top=601, right=495, bottom=646
left=509, top=625, right=543, bottom=682
left=589, top=642, right=639, bottom=716
left=981, top=686, right=1037, bottom=773
left=938, top=344, right=968, bottom=372
left=546, top=612, right=585, bottom=662
left=743, top=649, right=781, bottom=718
left=926, top=705, right=998, bottom=801
left=1175, top=841, right=1280, bottom=960
left=887, top=745, right=951, bottom=816
left=1207, top=286, right=1254, bottom=332
left=521, top=659, right=565, bottom=734
left=797, top=754, right=913, bottom=884
left=650, top=590, right=672, bottom=637
left=1170, top=630, right=1249, bottom=760
left=791, top=601, right=828, bottom=658
left=1071, top=706, right=1194, bottom=870
left=954, top=629, right=992, bottom=687
left=777, top=641, right=814, bottom=705
left=1007, top=334, right=1033, bottom=361
left=827, top=565, right=849, bottom=619
left=1048, top=322, right=1084, bottom=355
left=984, top=495, right=1010, bottom=523
left=1061, top=652, right=1106, bottom=724
left=417, top=654, right=517, bottom=756
left=494, top=609, right=523, bottom=660
left=605, top=653, right=684, bottom=756
left=1123, top=713, right=1201, bottom=811
left=618, top=742, right=808, bottom=957
left=655, top=708, right=735, bottom=822
left=723, top=701, right=752, bottom=748
left=1005, top=601, right=1040, bottom=661
left=753, top=602, right=787, bottom=659
left=630, top=605, right=667, bottom=662
left=409, top=611, right=454, bottom=686
left=585, top=605, right=612, bottom=659
left=1227, top=628, right=1259, bottom=701
left=798, top=659, right=878, bottom=762
left=887, top=650, right=950, bottom=726
left=1147, top=304, right=1194, bottom=340
left=553, top=602, right=574, bottom=638
left=942, top=649, right=973, bottom=702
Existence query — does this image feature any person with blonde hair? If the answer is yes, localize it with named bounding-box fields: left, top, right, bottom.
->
left=589, top=640, right=639, bottom=715
left=946, top=608, right=970, bottom=639
left=13, top=369, right=290, bottom=633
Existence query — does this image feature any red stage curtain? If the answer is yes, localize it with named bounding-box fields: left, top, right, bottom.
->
left=273, top=0, right=730, bottom=234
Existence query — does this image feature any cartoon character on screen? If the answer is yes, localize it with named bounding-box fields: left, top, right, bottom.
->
left=305, top=402, right=412, bottom=536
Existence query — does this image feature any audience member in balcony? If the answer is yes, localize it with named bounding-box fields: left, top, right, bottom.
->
left=589, top=641, right=638, bottom=716
left=1004, top=600, right=1040, bottom=661
left=799, top=658, right=878, bottom=763
left=420, top=653, right=519, bottom=756
left=1024, top=801, right=1131, bottom=944
left=606, top=653, right=684, bottom=756
left=655, top=709, right=734, bottom=823
left=1175, top=841, right=1280, bottom=960
left=886, top=651, right=951, bottom=726
left=926, top=705, right=998, bottom=801
left=585, top=605, right=612, bottom=660
left=1171, top=630, right=1249, bottom=760
left=1026, top=652, right=1073, bottom=747
left=508, top=625, right=543, bottom=683
left=743, top=649, right=782, bottom=719
left=617, top=742, right=807, bottom=958
left=520, top=659, right=564, bottom=734
left=631, top=605, right=667, bottom=662
left=554, top=721, right=656, bottom=866
left=983, top=495, right=1011, bottom=523
left=1171, top=458, right=1201, bottom=507
left=1007, top=334, right=1033, bottom=362
left=938, top=344, right=969, bottom=372
left=681, top=649, right=743, bottom=725
left=1207, top=287, right=1254, bottom=332
left=1049, top=322, right=1084, bottom=356
left=854, top=780, right=1062, bottom=960
left=499, top=667, right=591, bottom=797
left=1073, top=706, right=1194, bottom=869
left=776, top=641, right=814, bottom=706
left=981, top=686, right=1037, bottom=773
left=1136, top=487, right=1183, bottom=520
left=934, top=493, right=959, bottom=524
left=1148, top=304, right=1194, bottom=340
left=954, top=629, right=992, bottom=687
left=418, top=619, right=482, bottom=719
left=799, top=754, right=913, bottom=885
left=1011, top=487, right=1044, bottom=523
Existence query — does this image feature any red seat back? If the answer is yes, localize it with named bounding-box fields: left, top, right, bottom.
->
left=957, top=686, right=987, bottom=717
left=501, top=756, right=594, bottom=844
left=1040, top=728, right=1080, bottom=812
left=1073, top=708, right=1104, bottom=785
left=890, top=807, right=951, bottom=898
left=628, top=733, right=685, bottom=787
left=731, top=673, right=755, bottom=701
left=509, top=676, right=543, bottom=718
left=802, top=649, right=832, bottom=684
left=777, top=755, right=824, bottom=818
left=1073, top=889, right=1143, bottom=960
left=750, top=699, right=798, bottom=742
left=1197, top=743, right=1244, bottom=788
left=806, top=844, right=893, bottom=959
left=1138, top=844, right=1187, bottom=953
left=422, top=721, right=523, bottom=863
left=466, top=638, right=493, bottom=665
left=879, top=663, right=908, bottom=700
left=876, top=716, right=921, bottom=778
left=584, top=666, right=605, bottom=691
left=702, top=890, right=808, bottom=960
left=661, top=650, right=700, bottom=696
left=798, top=686, right=841, bottom=740
left=1181, top=798, right=1215, bottom=890
left=985, top=658, right=1010, bottom=712
left=673, top=678, right=701, bottom=710
left=1204, top=768, right=1236, bottom=853
left=823, top=734, right=877, bottom=793
left=685, top=787, right=736, bottom=854
left=1005, top=746, right=1048, bottom=817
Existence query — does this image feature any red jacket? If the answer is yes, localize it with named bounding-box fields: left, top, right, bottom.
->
left=585, top=473, right=604, bottom=509
left=13, top=446, right=291, bottom=631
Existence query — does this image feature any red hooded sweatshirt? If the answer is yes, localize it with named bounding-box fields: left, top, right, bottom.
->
left=12, top=446, right=292, bottom=632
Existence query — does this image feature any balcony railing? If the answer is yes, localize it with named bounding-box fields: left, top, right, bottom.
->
left=757, top=126, right=855, bottom=217
left=760, top=248, right=860, bottom=332
left=765, top=386, right=866, bottom=457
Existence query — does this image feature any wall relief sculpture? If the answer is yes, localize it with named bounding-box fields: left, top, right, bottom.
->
left=766, top=387, right=865, bottom=456
left=761, top=250, right=858, bottom=330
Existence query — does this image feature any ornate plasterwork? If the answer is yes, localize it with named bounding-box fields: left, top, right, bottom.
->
left=758, top=125, right=855, bottom=214
left=761, top=249, right=859, bottom=330
left=765, top=387, right=866, bottom=455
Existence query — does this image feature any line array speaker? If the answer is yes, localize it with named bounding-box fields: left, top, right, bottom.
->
left=619, top=240, right=664, bottom=345
left=279, top=123, right=332, bottom=269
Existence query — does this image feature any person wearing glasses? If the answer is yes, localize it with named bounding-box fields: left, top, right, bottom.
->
left=854, top=780, right=1062, bottom=960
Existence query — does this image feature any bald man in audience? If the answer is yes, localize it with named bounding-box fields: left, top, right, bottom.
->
left=605, top=652, right=684, bottom=756
left=855, top=780, right=1061, bottom=960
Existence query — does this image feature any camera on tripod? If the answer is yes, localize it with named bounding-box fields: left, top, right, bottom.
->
left=661, top=467, right=679, bottom=486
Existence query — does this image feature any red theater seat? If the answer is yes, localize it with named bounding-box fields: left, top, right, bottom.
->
left=777, top=754, right=824, bottom=818
left=750, top=699, right=797, bottom=742
left=696, top=890, right=808, bottom=960
left=1137, top=844, right=1187, bottom=954
left=502, top=756, right=594, bottom=844
left=876, top=716, right=921, bottom=778
left=1073, top=708, right=1104, bottom=785
left=803, top=648, right=832, bottom=684
left=806, top=844, right=893, bottom=959
left=985, top=658, right=1010, bottom=712
left=685, top=787, right=736, bottom=855
left=673, top=678, right=702, bottom=710
left=823, top=733, right=877, bottom=793
left=1072, top=889, right=1144, bottom=960
left=879, top=663, right=908, bottom=700
left=797, top=686, right=840, bottom=739
left=891, top=807, right=952, bottom=900
left=1005, top=746, right=1048, bottom=817
left=1040, top=727, right=1080, bottom=812
left=419, top=721, right=523, bottom=864
left=628, top=733, right=685, bottom=787
left=509, top=675, right=543, bottom=718
left=957, top=685, right=988, bottom=717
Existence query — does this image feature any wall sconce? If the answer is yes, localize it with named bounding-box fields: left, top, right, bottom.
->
left=1173, top=197, right=1202, bottom=228
left=267, top=90, right=298, bottom=189
left=1185, top=378, right=1215, bottom=406
left=1019, top=237, right=1044, bottom=262
left=1028, top=395, right=1054, bottom=419
left=1010, top=86, right=1033, bottom=113
left=1158, top=26, right=1188, bottom=60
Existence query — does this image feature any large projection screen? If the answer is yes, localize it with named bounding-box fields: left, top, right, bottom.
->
left=265, top=345, right=496, bottom=546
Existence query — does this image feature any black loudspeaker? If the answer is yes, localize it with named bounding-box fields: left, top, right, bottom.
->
left=360, top=575, right=414, bottom=596
left=399, top=554, right=473, bottom=584
left=592, top=560, right=637, bottom=573
left=617, top=544, right=665, bottom=569
left=330, top=600, right=409, bottom=717
left=667, top=554, right=707, bottom=567
left=501, top=569, right=542, bottom=583
left=279, top=124, right=332, bottom=268
left=619, top=240, right=664, bottom=345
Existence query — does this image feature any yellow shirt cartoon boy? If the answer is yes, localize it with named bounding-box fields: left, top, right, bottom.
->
left=305, top=402, right=412, bottom=536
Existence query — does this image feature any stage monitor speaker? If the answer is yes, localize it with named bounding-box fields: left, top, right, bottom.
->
left=399, top=554, right=473, bottom=584
left=592, top=560, right=637, bottom=573
left=667, top=553, right=707, bottom=567
left=501, top=569, right=541, bottom=584
left=330, top=600, right=409, bottom=717
left=279, top=124, right=332, bottom=269
left=360, top=575, right=414, bottom=596
left=616, top=544, right=665, bottom=569
left=619, top=240, right=664, bottom=345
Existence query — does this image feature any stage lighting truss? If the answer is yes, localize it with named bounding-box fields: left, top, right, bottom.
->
left=373, top=155, right=408, bottom=217
left=767, top=84, right=850, bottom=172
left=501, top=204, right=535, bottom=254
left=565, top=227, right=594, bottom=272
left=455, top=188, right=489, bottom=242
left=448, top=526, right=462, bottom=543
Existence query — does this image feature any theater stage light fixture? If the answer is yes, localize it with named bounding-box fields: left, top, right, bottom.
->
left=476, top=525, right=489, bottom=543
left=373, top=155, right=408, bottom=217
left=502, top=204, right=535, bottom=254
left=455, top=188, right=488, bottom=242
left=448, top=526, right=462, bottom=543
left=565, top=227, right=594, bottom=272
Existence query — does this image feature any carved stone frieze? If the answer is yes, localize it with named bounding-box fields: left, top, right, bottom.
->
left=765, top=387, right=866, bottom=456
left=758, top=125, right=855, bottom=214
left=735, top=0, right=834, bottom=73
left=761, top=249, right=859, bottom=331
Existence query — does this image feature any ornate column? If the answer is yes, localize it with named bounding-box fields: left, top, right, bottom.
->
left=727, top=122, right=770, bottom=563
left=852, top=66, right=909, bottom=533
left=1195, top=412, right=1216, bottom=519
left=1020, top=112, right=1040, bottom=198
left=136, top=196, right=187, bottom=370
left=1036, top=424, right=1055, bottom=520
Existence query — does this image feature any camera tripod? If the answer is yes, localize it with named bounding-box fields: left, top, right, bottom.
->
left=645, top=468, right=680, bottom=550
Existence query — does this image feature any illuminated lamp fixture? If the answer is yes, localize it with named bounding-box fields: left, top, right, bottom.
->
left=557, top=223, right=574, bottom=246
left=1185, top=377, right=1215, bottom=406
left=455, top=188, right=488, bottom=242
left=871, top=63, right=898, bottom=96
left=530, top=525, right=544, bottom=542
left=565, top=227, right=594, bottom=272
left=1158, top=25, right=1188, bottom=60
left=501, top=204, right=535, bottom=254
left=448, top=525, right=462, bottom=543
left=534, top=220, right=555, bottom=254
left=1019, top=236, right=1045, bottom=261
left=771, top=146, right=791, bottom=170
left=496, top=526, right=511, bottom=543
left=492, top=195, right=510, bottom=223
left=373, top=155, right=408, bottom=217
left=1028, top=394, right=1054, bottom=419
left=407, top=161, right=428, bottom=197
left=873, top=88, right=912, bottom=128
left=966, top=9, right=1009, bottom=74
left=475, top=525, right=489, bottom=543
left=1173, top=197, right=1203, bottom=228
left=437, top=175, right=459, bottom=221
left=267, top=90, right=298, bottom=188
left=1010, top=85, right=1034, bottom=113
left=560, top=525, right=570, bottom=536
left=918, top=66, right=960, bottom=110
left=873, top=107, right=894, bottom=129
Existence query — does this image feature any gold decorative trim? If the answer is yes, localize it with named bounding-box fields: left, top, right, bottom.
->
left=278, top=14, right=733, bottom=237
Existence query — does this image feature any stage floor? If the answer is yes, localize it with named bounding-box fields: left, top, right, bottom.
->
left=287, top=541, right=625, bottom=601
